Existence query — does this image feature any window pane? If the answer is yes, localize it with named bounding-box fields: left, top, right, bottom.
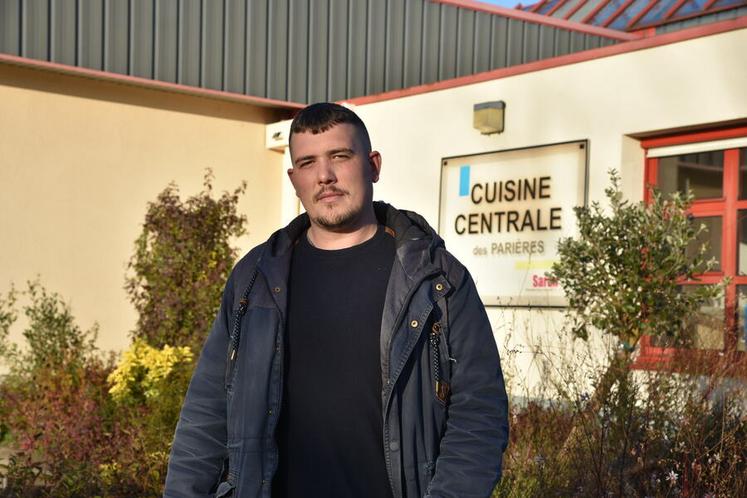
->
left=740, top=148, right=747, bottom=199
left=736, top=286, right=747, bottom=352
left=657, top=150, right=724, bottom=199
left=651, top=287, right=724, bottom=349
left=687, top=216, right=721, bottom=270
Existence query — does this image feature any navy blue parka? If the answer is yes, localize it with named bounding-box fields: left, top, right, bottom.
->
left=164, top=202, right=509, bottom=498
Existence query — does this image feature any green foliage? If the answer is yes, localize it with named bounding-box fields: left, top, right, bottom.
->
left=116, top=171, right=247, bottom=490
left=1, top=173, right=248, bottom=496
left=0, top=287, right=17, bottom=446
left=0, top=280, right=99, bottom=375
left=23, top=281, right=98, bottom=374
left=126, top=169, right=246, bottom=351
left=0, top=282, right=121, bottom=497
left=0, top=286, right=16, bottom=360
left=107, top=338, right=195, bottom=463
left=492, top=171, right=745, bottom=497
left=493, top=347, right=747, bottom=497
left=0, top=287, right=196, bottom=497
left=551, top=170, right=722, bottom=347
left=108, top=339, right=194, bottom=405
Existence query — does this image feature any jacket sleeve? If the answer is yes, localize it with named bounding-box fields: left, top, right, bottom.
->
left=425, top=269, right=510, bottom=498
left=163, top=276, right=234, bottom=498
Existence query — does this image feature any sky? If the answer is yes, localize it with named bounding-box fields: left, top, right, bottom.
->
left=477, top=0, right=526, bottom=9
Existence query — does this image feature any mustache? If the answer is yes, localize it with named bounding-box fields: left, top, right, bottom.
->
left=314, top=187, right=348, bottom=201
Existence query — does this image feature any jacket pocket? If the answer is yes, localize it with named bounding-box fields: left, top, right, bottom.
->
left=429, top=321, right=451, bottom=406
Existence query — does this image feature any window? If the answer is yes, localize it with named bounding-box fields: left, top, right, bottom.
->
left=636, top=127, right=747, bottom=371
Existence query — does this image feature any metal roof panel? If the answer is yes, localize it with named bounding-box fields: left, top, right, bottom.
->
left=1, top=0, right=629, bottom=104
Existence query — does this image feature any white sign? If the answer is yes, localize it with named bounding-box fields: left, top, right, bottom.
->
left=438, top=141, right=587, bottom=306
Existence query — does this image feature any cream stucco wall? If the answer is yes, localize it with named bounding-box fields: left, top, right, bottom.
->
left=272, top=27, right=747, bottom=397
left=346, top=27, right=747, bottom=396
left=0, top=63, right=288, bottom=353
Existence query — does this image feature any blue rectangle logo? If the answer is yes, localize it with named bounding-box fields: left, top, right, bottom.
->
left=459, top=165, right=470, bottom=197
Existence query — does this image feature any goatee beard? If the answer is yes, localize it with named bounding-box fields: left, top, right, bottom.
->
left=312, top=206, right=359, bottom=230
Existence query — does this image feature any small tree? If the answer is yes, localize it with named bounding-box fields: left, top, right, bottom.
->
left=126, top=170, right=247, bottom=351
left=552, top=171, right=720, bottom=349
left=549, top=170, right=724, bottom=454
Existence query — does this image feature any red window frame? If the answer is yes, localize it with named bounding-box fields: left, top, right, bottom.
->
left=634, top=125, right=747, bottom=376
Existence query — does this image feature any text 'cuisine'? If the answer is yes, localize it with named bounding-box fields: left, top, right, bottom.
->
left=454, top=176, right=564, bottom=235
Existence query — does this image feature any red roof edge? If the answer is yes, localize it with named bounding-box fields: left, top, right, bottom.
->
left=546, top=0, right=568, bottom=16
left=530, top=0, right=548, bottom=13
left=431, top=0, right=641, bottom=40
left=0, top=52, right=306, bottom=110
left=626, top=0, right=662, bottom=30
left=581, top=0, right=613, bottom=24
left=603, top=0, right=638, bottom=28
left=564, top=0, right=590, bottom=20
left=633, top=3, right=747, bottom=31
left=662, top=0, right=690, bottom=22
left=341, top=15, right=747, bottom=107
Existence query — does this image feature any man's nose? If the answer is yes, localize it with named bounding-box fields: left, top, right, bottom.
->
left=317, top=158, right=336, bottom=184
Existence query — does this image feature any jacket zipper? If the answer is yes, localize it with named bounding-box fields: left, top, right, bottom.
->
left=225, top=264, right=260, bottom=390
left=265, top=304, right=285, bottom=495
left=382, top=270, right=440, bottom=498
left=430, top=321, right=450, bottom=404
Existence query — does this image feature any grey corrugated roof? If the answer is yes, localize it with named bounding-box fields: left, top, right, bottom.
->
left=0, top=0, right=626, bottom=105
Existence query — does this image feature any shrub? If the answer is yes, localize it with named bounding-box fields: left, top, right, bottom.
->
left=116, top=171, right=247, bottom=491
left=1, top=173, right=248, bottom=496
left=551, top=170, right=721, bottom=347
left=107, top=338, right=194, bottom=469
left=0, top=281, right=122, bottom=497
left=126, top=169, right=246, bottom=352
left=108, top=339, right=193, bottom=405
left=494, top=345, right=747, bottom=497
left=494, top=172, right=746, bottom=497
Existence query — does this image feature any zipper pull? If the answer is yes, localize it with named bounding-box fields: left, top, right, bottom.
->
left=435, top=381, right=450, bottom=403
left=431, top=321, right=441, bottom=347
left=430, top=321, right=450, bottom=403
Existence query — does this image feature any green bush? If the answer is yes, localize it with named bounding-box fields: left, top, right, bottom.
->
left=493, top=172, right=746, bottom=497
left=494, top=346, right=747, bottom=497
left=551, top=170, right=721, bottom=347
left=126, top=169, right=246, bottom=352
left=0, top=281, right=127, bottom=497
left=1, top=173, right=247, bottom=496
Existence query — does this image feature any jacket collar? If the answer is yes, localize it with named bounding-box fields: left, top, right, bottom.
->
left=256, top=202, right=445, bottom=317
left=262, top=202, right=443, bottom=274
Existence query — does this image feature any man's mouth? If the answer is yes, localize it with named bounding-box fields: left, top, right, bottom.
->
left=315, top=189, right=346, bottom=203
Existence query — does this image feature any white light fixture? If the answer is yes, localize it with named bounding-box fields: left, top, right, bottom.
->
left=473, top=101, right=505, bottom=135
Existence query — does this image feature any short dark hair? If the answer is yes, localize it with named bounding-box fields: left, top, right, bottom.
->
left=289, top=102, right=371, bottom=152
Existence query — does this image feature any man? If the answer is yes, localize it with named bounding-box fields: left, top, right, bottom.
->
left=164, top=103, right=509, bottom=498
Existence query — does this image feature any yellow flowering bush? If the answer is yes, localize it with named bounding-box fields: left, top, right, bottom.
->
left=108, top=339, right=193, bottom=404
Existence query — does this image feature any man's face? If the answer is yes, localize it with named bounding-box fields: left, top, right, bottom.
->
left=288, top=123, right=381, bottom=231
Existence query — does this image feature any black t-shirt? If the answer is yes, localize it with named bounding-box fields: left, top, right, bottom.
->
left=273, top=225, right=396, bottom=498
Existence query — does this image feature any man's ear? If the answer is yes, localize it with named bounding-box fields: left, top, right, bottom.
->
left=286, top=168, right=300, bottom=197
left=369, top=151, right=382, bottom=183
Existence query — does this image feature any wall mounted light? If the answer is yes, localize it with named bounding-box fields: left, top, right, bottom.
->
left=473, top=101, right=505, bottom=135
